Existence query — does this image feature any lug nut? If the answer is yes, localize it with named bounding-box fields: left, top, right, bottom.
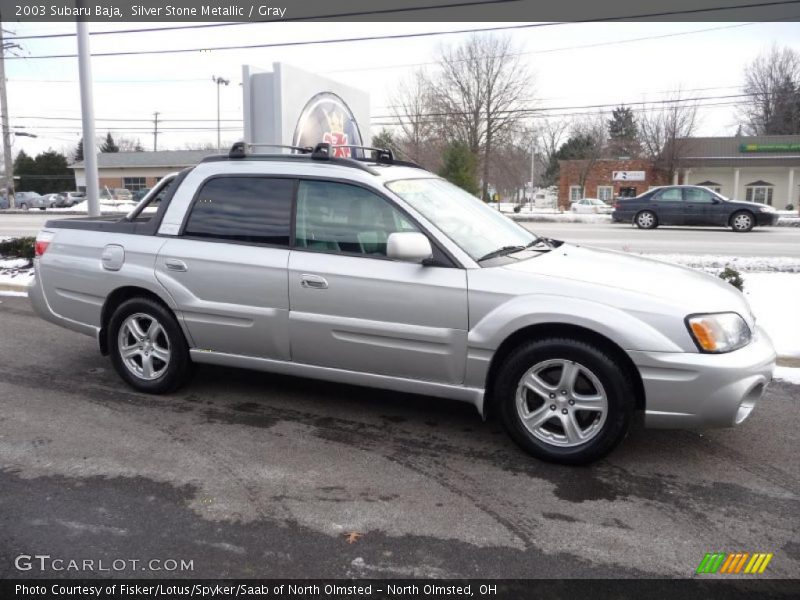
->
left=562, top=409, right=568, bottom=414
left=549, top=393, right=555, bottom=399
left=549, top=405, right=556, bottom=411
left=560, top=390, right=567, bottom=395
left=568, top=400, right=575, bottom=405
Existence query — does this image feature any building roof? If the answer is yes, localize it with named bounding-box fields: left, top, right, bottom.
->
left=70, top=150, right=213, bottom=170
left=675, top=134, right=800, bottom=167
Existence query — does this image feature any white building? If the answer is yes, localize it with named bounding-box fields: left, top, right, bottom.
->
left=674, top=135, right=800, bottom=208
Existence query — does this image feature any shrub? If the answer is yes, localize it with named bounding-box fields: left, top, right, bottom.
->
left=786, top=204, right=794, bottom=211
left=0, top=236, right=35, bottom=260
left=719, top=267, right=744, bottom=291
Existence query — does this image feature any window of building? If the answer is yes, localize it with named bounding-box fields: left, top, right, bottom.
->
left=295, top=180, right=418, bottom=256
left=745, top=181, right=774, bottom=205
left=123, top=177, right=147, bottom=191
left=569, top=186, right=583, bottom=202
left=696, top=180, right=721, bottom=194
left=596, top=186, right=614, bottom=202
left=183, top=177, right=293, bottom=245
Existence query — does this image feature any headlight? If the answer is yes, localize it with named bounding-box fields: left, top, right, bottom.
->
left=686, top=312, right=751, bottom=353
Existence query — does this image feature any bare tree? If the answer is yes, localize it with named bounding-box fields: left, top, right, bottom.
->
left=639, top=91, right=698, bottom=183
left=536, top=117, right=570, bottom=178
left=740, top=44, right=800, bottom=135
left=431, top=34, right=533, bottom=200
left=390, top=69, right=440, bottom=169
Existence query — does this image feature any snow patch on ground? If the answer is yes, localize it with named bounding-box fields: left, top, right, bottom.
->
left=742, top=273, right=800, bottom=359
left=642, top=254, right=800, bottom=273
left=774, top=366, right=800, bottom=385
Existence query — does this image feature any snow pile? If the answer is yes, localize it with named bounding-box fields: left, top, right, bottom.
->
left=643, top=254, right=800, bottom=274
left=774, top=366, right=800, bottom=385
left=48, top=199, right=137, bottom=214
left=742, top=273, right=800, bottom=359
left=0, top=258, right=34, bottom=291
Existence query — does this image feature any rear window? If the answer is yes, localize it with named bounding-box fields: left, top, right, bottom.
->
left=184, top=176, right=293, bottom=246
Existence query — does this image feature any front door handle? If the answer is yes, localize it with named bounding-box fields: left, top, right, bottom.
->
left=165, top=258, right=188, bottom=272
left=300, top=274, right=328, bottom=289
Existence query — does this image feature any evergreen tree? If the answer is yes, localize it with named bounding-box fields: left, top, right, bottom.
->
left=438, top=141, right=479, bottom=196
left=134, top=139, right=144, bottom=152
left=542, top=134, right=601, bottom=186
left=607, top=106, right=640, bottom=157
left=100, top=132, right=119, bottom=153
left=74, top=139, right=84, bottom=162
left=13, top=150, right=36, bottom=191
left=371, top=129, right=399, bottom=157
left=33, top=150, right=72, bottom=194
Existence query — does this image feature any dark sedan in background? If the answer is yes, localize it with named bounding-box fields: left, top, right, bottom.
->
left=612, top=185, right=779, bottom=232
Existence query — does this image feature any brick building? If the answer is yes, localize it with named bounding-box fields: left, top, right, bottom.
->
left=557, top=158, right=669, bottom=209
left=69, top=150, right=210, bottom=192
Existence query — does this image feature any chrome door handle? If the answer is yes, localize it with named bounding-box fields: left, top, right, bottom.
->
left=300, top=274, right=328, bottom=289
left=165, top=258, right=188, bottom=272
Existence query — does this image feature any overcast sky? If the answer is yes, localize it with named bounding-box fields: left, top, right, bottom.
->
left=4, top=19, right=800, bottom=157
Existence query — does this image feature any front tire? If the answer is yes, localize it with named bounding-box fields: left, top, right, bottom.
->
left=634, top=210, right=657, bottom=229
left=495, top=338, right=634, bottom=465
left=730, top=210, right=754, bottom=232
left=108, top=297, right=192, bottom=394
left=19, top=203, right=28, bottom=211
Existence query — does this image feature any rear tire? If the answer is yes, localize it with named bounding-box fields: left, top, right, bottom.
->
left=108, top=297, right=192, bottom=394
left=19, top=203, right=28, bottom=211
left=634, top=210, right=657, bottom=229
left=730, top=210, right=754, bottom=232
left=495, top=337, right=635, bottom=465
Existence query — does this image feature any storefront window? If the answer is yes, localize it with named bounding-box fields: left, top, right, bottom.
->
left=745, top=185, right=774, bottom=205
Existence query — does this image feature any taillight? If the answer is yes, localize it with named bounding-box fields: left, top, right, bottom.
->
left=614, top=202, right=621, bottom=210
left=35, top=231, right=54, bottom=257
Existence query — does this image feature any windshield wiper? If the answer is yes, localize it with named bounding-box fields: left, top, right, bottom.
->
left=477, top=245, right=527, bottom=262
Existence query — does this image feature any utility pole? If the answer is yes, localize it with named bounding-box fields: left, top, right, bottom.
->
left=212, top=76, right=229, bottom=153
left=0, top=20, right=16, bottom=208
left=153, top=112, right=159, bottom=151
left=528, top=140, right=536, bottom=213
left=76, top=17, right=100, bottom=217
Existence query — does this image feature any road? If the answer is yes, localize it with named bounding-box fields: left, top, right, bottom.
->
left=521, top=222, right=800, bottom=257
left=0, top=294, right=798, bottom=581
left=3, top=212, right=800, bottom=257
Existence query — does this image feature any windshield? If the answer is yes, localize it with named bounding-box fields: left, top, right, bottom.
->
left=386, top=178, right=538, bottom=261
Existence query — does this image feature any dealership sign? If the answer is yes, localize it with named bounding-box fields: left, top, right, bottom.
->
left=612, top=171, right=646, bottom=181
left=242, top=62, right=369, bottom=155
left=739, top=143, right=800, bottom=153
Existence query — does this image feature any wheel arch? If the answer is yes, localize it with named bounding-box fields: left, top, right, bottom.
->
left=99, top=286, right=176, bottom=355
left=483, top=322, right=646, bottom=418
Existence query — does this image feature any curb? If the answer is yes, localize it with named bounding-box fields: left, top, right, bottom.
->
left=0, top=281, right=30, bottom=294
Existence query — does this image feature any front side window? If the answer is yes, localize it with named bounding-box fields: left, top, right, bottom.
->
left=184, top=177, right=293, bottom=245
left=684, top=188, right=716, bottom=204
left=295, top=180, right=418, bottom=256
left=387, top=178, right=538, bottom=262
left=656, top=188, right=682, bottom=202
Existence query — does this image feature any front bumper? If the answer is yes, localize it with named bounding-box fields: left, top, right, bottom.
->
left=628, top=326, right=776, bottom=428
left=755, top=212, right=779, bottom=226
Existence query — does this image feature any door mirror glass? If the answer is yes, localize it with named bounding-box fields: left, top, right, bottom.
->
left=387, top=232, right=433, bottom=263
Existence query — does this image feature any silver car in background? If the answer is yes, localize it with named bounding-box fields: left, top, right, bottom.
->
left=29, top=145, right=776, bottom=464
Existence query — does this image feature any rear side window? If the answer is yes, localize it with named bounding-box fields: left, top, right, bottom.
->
left=184, top=177, right=293, bottom=245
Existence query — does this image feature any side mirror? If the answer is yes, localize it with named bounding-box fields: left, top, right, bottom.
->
left=387, top=232, right=433, bottom=263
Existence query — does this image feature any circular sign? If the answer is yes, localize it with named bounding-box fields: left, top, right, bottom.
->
left=292, top=92, right=363, bottom=158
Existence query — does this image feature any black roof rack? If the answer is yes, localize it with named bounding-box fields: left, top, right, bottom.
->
left=204, top=141, right=424, bottom=174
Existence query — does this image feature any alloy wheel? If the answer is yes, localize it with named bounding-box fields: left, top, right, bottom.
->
left=117, top=312, right=171, bottom=381
left=515, top=359, right=608, bottom=448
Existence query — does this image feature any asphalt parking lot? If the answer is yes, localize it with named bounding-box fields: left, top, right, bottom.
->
left=0, top=294, right=798, bottom=580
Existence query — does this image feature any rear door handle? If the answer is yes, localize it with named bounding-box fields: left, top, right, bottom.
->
left=300, top=274, right=328, bottom=289
left=165, top=258, right=188, bottom=272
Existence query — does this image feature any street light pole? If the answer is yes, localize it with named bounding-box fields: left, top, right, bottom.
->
left=77, top=18, right=100, bottom=217
left=0, top=21, right=16, bottom=208
left=529, top=140, right=535, bottom=213
left=212, top=76, right=229, bottom=153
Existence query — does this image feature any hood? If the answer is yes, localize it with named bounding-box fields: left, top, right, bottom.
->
left=501, top=244, right=754, bottom=324
left=726, top=199, right=775, bottom=211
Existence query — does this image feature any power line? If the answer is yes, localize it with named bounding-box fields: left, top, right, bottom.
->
left=7, top=1, right=800, bottom=61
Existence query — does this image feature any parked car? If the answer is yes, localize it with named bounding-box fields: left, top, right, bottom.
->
left=0, top=193, right=8, bottom=209
left=612, top=185, right=779, bottom=232
left=56, top=191, right=86, bottom=208
left=113, top=188, right=133, bottom=201
left=14, top=191, right=44, bottom=211
left=132, top=188, right=151, bottom=203
left=36, top=194, right=60, bottom=210
left=570, top=197, right=612, bottom=214
left=30, top=144, right=776, bottom=465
